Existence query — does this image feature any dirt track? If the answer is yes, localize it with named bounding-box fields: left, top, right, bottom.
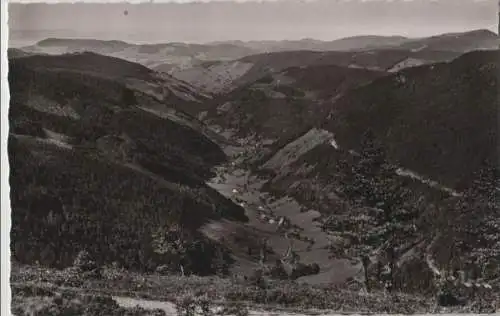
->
left=114, top=296, right=496, bottom=316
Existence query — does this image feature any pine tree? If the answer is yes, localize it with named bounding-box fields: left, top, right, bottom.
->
left=462, top=165, right=500, bottom=280
left=329, top=131, right=422, bottom=291
left=152, top=224, right=189, bottom=276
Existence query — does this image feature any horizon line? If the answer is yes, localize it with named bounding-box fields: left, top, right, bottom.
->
left=9, top=27, right=498, bottom=47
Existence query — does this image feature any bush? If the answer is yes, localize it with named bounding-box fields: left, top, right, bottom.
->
left=11, top=286, right=167, bottom=316
left=176, top=294, right=214, bottom=316
left=176, top=295, right=197, bottom=316
left=290, top=262, right=320, bottom=280
left=219, top=302, right=249, bottom=316
left=246, top=269, right=268, bottom=289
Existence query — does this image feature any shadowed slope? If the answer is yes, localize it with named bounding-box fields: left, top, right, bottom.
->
left=322, top=50, right=498, bottom=189
left=8, top=54, right=248, bottom=274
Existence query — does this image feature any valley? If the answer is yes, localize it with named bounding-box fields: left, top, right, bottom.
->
left=7, top=26, right=500, bottom=316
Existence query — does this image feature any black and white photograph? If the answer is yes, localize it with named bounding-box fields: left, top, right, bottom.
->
left=2, top=0, right=500, bottom=315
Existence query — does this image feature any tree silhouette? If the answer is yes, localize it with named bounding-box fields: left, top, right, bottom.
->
left=327, top=131, right=422, bottom=291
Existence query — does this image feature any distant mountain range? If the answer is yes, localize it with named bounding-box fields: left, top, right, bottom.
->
left=208, top=29, right=498, bottom=53
left=17, top=37, right=260, bottom=70
left=14, top=29, right=497, bottom=81
left=171, top=49, right=462, bottom=94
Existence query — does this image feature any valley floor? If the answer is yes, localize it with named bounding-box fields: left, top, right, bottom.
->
left=205, top=158, right=358, bottom=285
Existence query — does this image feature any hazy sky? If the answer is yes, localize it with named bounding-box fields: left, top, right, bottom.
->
left=8, top=0, right=498, bottom=45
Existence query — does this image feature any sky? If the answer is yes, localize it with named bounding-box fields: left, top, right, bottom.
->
left=8, top=0, right=498, bottom=45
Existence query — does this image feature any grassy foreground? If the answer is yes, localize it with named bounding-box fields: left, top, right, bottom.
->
left=11, top=264, right=500, bottom=315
